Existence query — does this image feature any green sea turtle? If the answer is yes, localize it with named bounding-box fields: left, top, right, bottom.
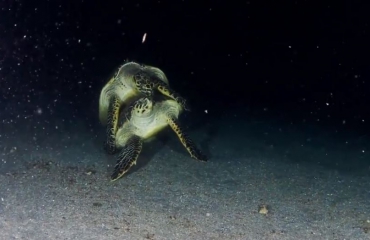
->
left=110, top=97, right=207, bottom=181
left=99, top=61, right=189, bottom=154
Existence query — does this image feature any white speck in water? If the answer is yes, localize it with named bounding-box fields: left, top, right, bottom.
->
left=142, top=33, right=147, bottom=43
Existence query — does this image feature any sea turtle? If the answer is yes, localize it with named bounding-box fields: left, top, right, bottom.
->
left=110, top=96, right=207, bottom=181
left=99, top=61, right=189, bottom=154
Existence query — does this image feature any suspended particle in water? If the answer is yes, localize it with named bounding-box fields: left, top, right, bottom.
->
left=142, top=33, right=147, bottom=43
left=35, top=107, right=43, bottom=115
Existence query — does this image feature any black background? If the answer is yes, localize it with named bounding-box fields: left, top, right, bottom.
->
left=1, top=0, right=369, bottom=133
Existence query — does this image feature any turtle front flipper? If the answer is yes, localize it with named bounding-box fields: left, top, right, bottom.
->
left=156, top=82, right=190, bottom=111
left=133, top=72, right=190, bottom=111
left=111, top=135, right=143, bottom=181
left=104, top=95, right=121, bottom=155
left=167, top=116, right=207, bottom=161
left=99, top=77, right=116, bottom=125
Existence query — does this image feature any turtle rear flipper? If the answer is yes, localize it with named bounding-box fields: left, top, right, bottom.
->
left=167, top=117, right=207, bottom=161
left=111, top=135, right=143, bottom=181
left=104, top=95, right=121, bottom=155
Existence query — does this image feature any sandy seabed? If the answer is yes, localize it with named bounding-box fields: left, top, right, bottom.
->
left=0, top=114, right=369, bottom=240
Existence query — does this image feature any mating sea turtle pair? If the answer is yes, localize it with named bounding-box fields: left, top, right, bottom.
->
left=99, top=61, right=207, bottom=181
left=99, top=61, right=189, bottom=155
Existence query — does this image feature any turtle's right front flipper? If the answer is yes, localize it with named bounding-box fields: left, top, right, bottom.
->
left=99, top=77, right=116, bottom=125
left=110, top=135, right=143, bottom=181
left=104, top=95, right=120, bottom=155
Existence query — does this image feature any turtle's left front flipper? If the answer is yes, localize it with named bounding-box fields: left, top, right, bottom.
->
left=155, top=80, right=190, bottom=111
left=167, top=116, right=207, bottom=161
left=111, top=135, right=143, bottom=182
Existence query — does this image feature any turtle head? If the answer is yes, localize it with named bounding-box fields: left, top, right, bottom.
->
left=132, top=97, right=153, bottom=117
